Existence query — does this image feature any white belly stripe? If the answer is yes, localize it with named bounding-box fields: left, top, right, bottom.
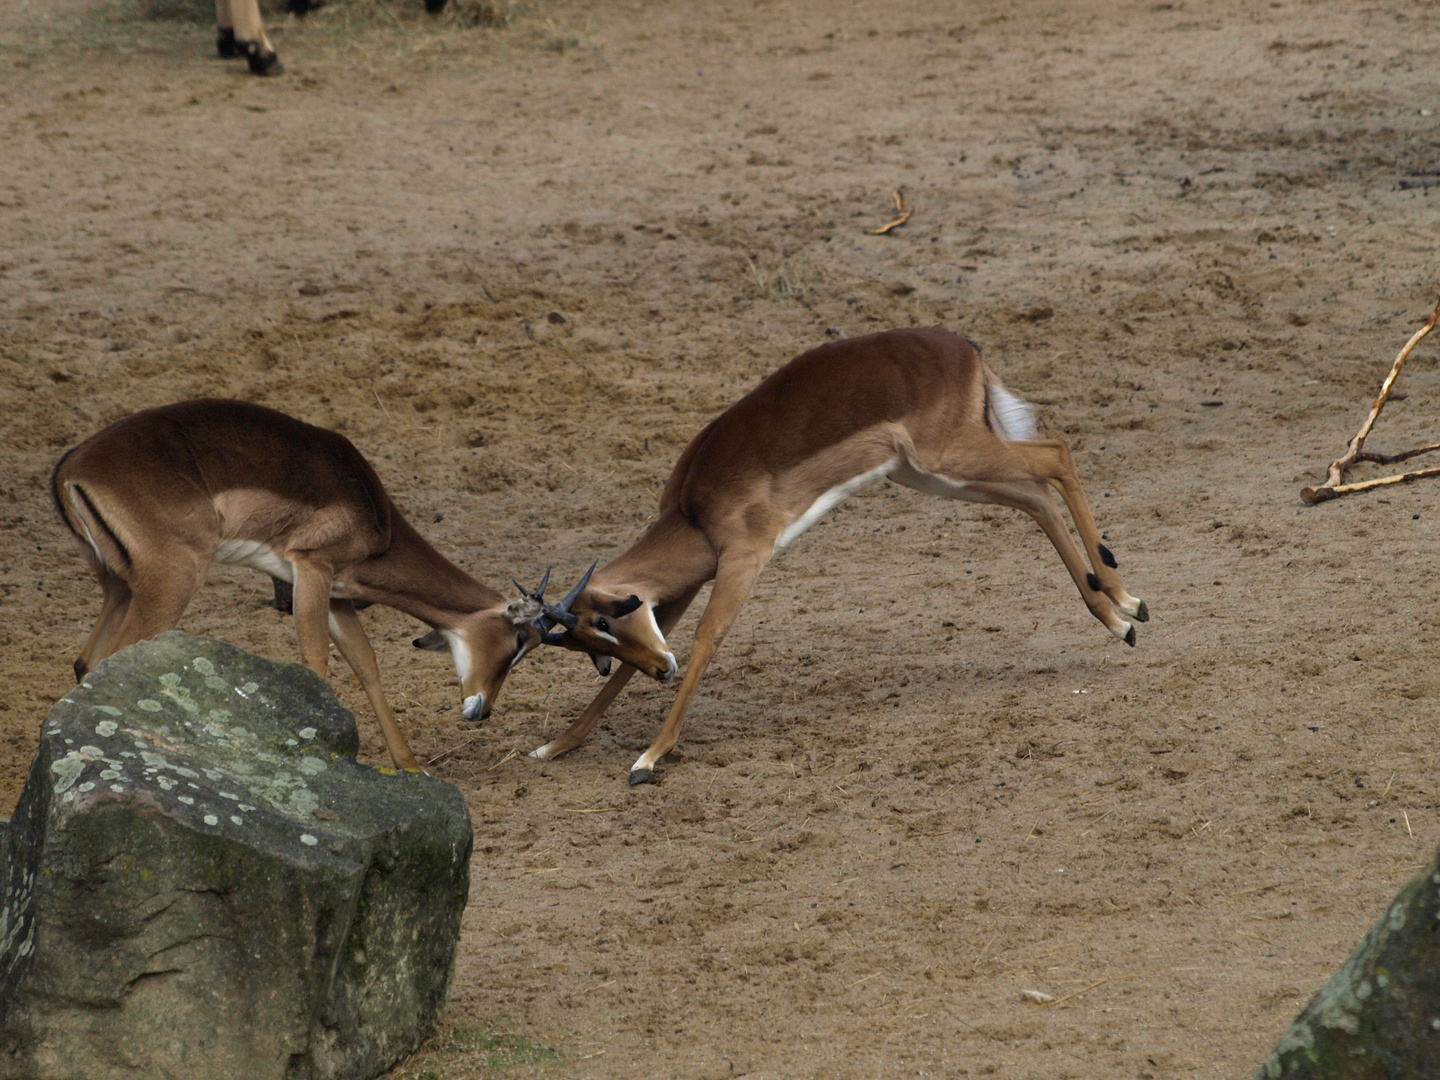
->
left=888, top=457, right=978, bottom=500
left=214, top=540, right=294, bottom=581
left=775, top=457, right=899, bottom=550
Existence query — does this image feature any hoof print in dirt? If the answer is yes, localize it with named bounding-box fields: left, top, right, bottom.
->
left=0, top=631, right=472, bottom=1080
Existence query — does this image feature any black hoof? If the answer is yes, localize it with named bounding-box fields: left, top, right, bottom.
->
left=217, top=27, right=237, bottom=57
left=244, top=41, right=281, bottom=74
left=287, top=0, right=316, bottom=14
left=1086, top=572, right=1100, bottom=591
left=73, top=658, right=87, bottom=682
left=1124, top=625, right=1137, bottom=647
left=425, top=0, right=449, bottom=12
left=1134, top=600, right=1150, bottom=623
left=628, top=769, right=653, bottom=786
left=1098, top=543, right=1118, bottom=569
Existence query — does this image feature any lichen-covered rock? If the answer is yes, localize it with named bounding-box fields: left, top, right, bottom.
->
left=0, top=632, right=472, bottom=1080
left=1254, top=846, right=1440, bottom=1078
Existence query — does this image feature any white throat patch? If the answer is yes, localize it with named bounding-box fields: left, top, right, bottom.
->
left=440, top=629, right=472, bottom=684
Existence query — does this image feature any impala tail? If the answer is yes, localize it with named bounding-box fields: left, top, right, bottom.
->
left=984, top=375, right=1038, bottom=442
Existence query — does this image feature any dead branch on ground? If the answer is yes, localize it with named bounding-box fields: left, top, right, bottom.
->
left=1299, top=297, right=1440, bottom=504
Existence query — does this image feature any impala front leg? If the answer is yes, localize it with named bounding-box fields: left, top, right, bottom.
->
left=328, top=599, right=423, bottom=772
left=289, top=558, right=335, bottom=677
left=630, top=554, right=766, bottom=784
left=532, top=663, right=640, bottom=762
left=533, top=585, right=702, bottom=763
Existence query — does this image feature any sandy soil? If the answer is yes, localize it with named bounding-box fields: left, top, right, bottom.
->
left=4, top=0, right=1440, bottom=1076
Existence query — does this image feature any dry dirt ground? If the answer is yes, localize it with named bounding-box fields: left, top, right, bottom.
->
left=4, top=0, right=1440, bottom=1076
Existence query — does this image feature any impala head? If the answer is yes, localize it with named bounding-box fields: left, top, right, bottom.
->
left=537, top=563, right=678, bottom=682
left=412, top=568, right=581, bottom=722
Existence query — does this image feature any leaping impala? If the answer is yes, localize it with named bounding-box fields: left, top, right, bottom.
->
left=51, top=399, right=585, bottom=772
left=529, top=326, right=1148, bottom=784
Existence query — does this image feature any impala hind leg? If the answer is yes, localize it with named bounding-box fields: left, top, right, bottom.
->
left=971, top=480, right=1138, bottom=644
left=328, top=599, right=422, bottom=772
left=532, top=585, right=702, bottom=763
left=630, top=557, right=765, bottom=784
left=74, top=567, right=132, bottom=681
left=1010, top=442, right=1147, bottom=622
left=93, top=556, right=209, bottom=663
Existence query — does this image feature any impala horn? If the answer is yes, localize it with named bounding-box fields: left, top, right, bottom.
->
left=532, top=560, right=597, bottom=645
left=503, top=566, right=549, bottom=627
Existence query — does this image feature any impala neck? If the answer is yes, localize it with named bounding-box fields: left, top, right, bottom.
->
left=595, top=508, right=717, bottom=604
left=344, top=512, right=506, bottom=626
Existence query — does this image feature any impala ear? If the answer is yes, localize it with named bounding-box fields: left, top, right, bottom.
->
left=607, top=595, right=644, bottom=618
left=413, top=629, right=448, bottom=651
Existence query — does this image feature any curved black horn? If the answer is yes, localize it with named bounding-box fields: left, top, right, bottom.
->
left=558, top=560, right=597, bottom=610
left=535, top=560, right=598, bottom=643
left=514, top=565, right=553, bottom=601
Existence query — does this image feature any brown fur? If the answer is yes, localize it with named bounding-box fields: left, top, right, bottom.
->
left=54, top=399, right=536, bottom=771
left=536, top=327, right=1148, bottom=781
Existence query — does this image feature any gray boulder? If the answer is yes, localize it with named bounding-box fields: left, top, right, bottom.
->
left=0, top=631, right=472, bottom=1080
left=1255, top=845, right=1440, bottom=1078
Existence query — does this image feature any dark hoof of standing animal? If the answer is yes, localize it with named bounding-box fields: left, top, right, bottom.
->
left=73, top=658, right=87, bottom=682
left=287, top=0, right=317, bottom=14
left=424, top=0, right=449, bottom=12
left=1124, top=624, right=1137, bottom=647
left=628, top=769, right=653, bottom=786
left=217, top=27, right=237, bottom=57
left=1134, top=600, right=1149, bottom=623
left=244, top=41, right=281, bottom=75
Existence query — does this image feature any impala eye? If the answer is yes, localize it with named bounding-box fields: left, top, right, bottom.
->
left=596, top=617, right=611, bottom=635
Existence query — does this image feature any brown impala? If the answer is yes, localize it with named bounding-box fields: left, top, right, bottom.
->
left=51, top=399, right=586, bottom=772
left=529, top=327, right=1149, bottom=784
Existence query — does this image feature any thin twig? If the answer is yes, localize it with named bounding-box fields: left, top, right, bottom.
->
left=1302, top=297, right=1440, bottom=503
left=868, top=189, right=913, bottom=235
left=1043, top=973, right=1145, bottom=1008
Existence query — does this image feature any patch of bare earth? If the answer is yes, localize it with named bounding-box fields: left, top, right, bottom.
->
left=4, top=1, right=1440, bottom=1076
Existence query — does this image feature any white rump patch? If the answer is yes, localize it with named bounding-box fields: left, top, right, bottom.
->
left=775, top=457, right=899, bottom=550
left=987, top=383, right=1037, bottom=441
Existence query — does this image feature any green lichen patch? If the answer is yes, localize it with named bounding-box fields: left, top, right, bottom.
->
left=0, top=632, right=472, bottom=1080
left=1255, top=846, right=1440, bottom=1077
